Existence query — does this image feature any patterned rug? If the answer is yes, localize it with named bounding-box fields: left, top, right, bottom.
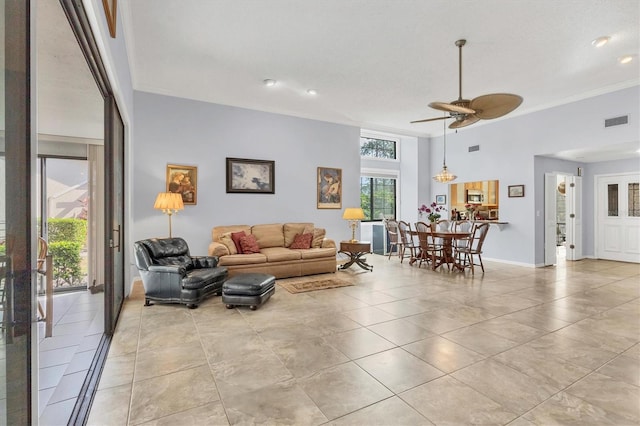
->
left=278, top=278, right=354, bottom=294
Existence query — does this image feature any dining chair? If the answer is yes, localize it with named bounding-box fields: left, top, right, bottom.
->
left=452, top=220, right=473, bottom=254
left=397, top=220, right=417, bottom=263
left=415, top=221, right=447, bottom=270
left=456, top=222, right=490, bottom=274
left=384, top=219, right=400, bottom=260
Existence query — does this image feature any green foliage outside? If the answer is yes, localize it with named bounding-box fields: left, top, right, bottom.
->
left=49, top=241, right=82, bottom=286
left=48, top=218, right=87, bottom=246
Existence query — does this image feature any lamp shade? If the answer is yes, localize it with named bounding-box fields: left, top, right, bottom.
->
left=343, top=207, right=365, bottom=220
left=154, top=192, right=184, bottom=212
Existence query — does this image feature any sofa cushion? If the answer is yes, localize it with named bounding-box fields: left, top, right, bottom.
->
left=284, top=223, right=314, bottom=247
left=220, top=233, right=238, bottom=255
left=312, top=228, right=326, bottom=248
left=297, top=247, right=337, bottom=259
left=231, top=231, right=247, bottom=254
left=251, top=224, right=284, bottom=248
left=290, top=233, right=313, bottom=249
left=239, top=234, right=261, bottom=254
left=260, top=247, right=302, bottom=262
left=218, top=253, right=267, bottom=266
left=213, top=225, right=251, bottom=242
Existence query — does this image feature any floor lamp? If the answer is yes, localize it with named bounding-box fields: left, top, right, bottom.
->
left=154, top=192, right=184, bottom=237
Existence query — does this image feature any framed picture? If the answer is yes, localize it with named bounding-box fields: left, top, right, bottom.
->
left=166, top=164, right=198, bottom=205
left=435, top=194, right=446, bottom=205
left=102, top=0, right=117, bottom=38
left=508, top=184, right=525, bottom=198
left=226, top=158, right=275, bottom=194
left=317, top=167, right=342, bottom=209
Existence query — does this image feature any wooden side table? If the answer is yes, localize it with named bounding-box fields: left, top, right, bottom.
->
left=338, top=241, right=373, bottom=271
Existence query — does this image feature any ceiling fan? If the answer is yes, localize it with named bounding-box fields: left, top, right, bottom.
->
left=411, top=39, right=523, bottom=129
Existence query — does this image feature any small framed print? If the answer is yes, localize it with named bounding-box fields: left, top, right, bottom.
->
left=166, top=164, right=198, bottom=205
left=226, top=158, right=275, bottom=194
left=317, top=167, right=342, bottom=209
left=508, top=184, right=525, bottom=198
left=435, top=194, right=446, bottom=205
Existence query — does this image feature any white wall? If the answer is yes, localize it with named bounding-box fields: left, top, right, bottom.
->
left=428, top=86, right=639, bottom=266
left=132, top=91, right=361, bottom=257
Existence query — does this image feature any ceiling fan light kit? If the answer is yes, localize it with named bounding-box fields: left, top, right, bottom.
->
left=433, top=115, right=457, bottom=183
left=412, top=39, right=523, bottom=129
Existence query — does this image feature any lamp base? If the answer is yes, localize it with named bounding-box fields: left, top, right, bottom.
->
left=349, top=221, right=358, bottom=243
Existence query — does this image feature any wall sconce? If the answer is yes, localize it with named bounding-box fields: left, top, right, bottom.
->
left=154, top=192, right=184, bottom=237
left=342, top=207, right=365, bottom=242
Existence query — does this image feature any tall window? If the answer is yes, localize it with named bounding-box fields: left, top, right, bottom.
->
left=360, top=137, right=397, bottom=159
left=360, top=176, right=396, bottom=221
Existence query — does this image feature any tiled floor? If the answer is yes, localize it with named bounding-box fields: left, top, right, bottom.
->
left=88, top=254, right=639, bottom=425
left=38, top=289, right=104, bottom=425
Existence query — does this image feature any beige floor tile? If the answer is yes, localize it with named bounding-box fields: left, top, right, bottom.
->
left=329, top=396, right=433, bottom=425
left=134, top=339, right=208, bottom=382
left=400, top=375, right=517, bottom=425
left=341, top=305, right=399, bottom=326
left=523, top=333, right=618, bottom=370
left=297, top=362, right=393, bottom=420
left=402, top=335, right=486, bottom=373
left=140, top=401, right=229, bottom=426
left=367, top=318, right=435, bottom=345
left=597, top=354, right=640, bottom=386
left=86, top=383, right=131, bottom=426
left=472, top=316, right=547, bottom=343
left=97, top=352, right=136, bottom=390
left=442, top=326, right=520, bottom=356
left=356, top=347, right=444, bottom=393
left=523, top=391, right=632, bottom=425
left=269, top=336, right=349, bottom=378
left=129, top=365, right=220, bottom=425
left=324, top=327, right=395, bottom=359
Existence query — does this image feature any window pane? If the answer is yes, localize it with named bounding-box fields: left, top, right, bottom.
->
left=629, top=182, right=639, bottom=217
left=608, top=184, right=618, bottom=217
left=360, top=177, right=396, bottom=220
left=360, top=137, right=397, bottom=159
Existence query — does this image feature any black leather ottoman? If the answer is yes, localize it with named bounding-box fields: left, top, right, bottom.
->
left=222, top=273, right=276, bottom=310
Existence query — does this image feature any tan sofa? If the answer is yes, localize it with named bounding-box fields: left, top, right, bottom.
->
left=208, top=223, right=337, bottom=278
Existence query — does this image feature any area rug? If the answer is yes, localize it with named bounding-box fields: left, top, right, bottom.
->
left=278, top=278, right=354, bottom=294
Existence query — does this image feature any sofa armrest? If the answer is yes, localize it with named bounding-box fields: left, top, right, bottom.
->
left=321, top=238, right=336, bottom=249
left=192, top=256, right=219, bottom=268
left=208, top=242, right=229, bottom=257
left=148, top=264, right=186, bottom=275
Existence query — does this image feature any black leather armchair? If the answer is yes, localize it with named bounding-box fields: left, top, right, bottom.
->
left=134, top=237, right=228, bottom=309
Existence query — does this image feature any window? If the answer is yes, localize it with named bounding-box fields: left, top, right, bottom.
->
left=360, top=137, right=397, bottom=160
left=360, top=176, right=396, bottom=221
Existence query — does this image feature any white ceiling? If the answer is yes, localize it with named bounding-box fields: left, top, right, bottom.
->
left=38, top=0, right=640, bottom=162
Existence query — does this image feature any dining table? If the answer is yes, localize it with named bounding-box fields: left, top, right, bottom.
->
left=409, top=229, right=471, bottom=271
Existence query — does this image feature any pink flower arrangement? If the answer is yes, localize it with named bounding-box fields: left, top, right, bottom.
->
left=418, top=202, right=447, bottom=222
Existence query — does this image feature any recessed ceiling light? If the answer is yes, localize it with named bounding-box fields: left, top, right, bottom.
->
left=306, top=89, right=317, bottom=95
left=263, top=79, right=277, bottom=87
left=591, top=36, right=610, bottom=47
left=618, top=55, right=633, bottom=64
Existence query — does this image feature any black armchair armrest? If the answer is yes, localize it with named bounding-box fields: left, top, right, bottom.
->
left=191, top=256, right=219, bottom=269
left=148, top=264, right=186, bottom=275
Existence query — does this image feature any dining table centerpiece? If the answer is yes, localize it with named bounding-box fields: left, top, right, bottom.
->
left=419, top=202, right=447, bottom=223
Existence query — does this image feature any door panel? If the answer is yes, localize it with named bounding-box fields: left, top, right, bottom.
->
left=544, top=173, right=557, bottom=265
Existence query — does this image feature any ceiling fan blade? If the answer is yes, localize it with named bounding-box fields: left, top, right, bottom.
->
left=449, top=114, right=480, bottom=129
left=470, top=93, right=523, bottom=119
left=429, top=101, right=475, bottom=114
left=410, top=116, right=449, bottom=124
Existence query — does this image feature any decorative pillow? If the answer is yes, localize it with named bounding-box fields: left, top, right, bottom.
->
left=312, top=228, right=326, bottom=248
left=290, top=233, right=313, bottom=249
left=239, top=234, right=261, bottom=254
left=219, top=233, right=238, bottom=255
left=230, top=231, right=247, bottom=254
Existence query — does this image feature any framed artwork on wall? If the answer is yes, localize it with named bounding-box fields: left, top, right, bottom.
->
left=508, top=184, right=525, bottom=198
left=226, top=158, right=275, bottom=194
left=166, top=164, right=198, bottom=205
left=317, top=167, right=342, bottom=209
left=102, top=0, right=117, bottom=38
left=435, top=194, right=446, bottom=205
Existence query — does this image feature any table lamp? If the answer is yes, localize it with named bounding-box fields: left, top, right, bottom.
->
left=343, top=207, right=365, bottom=242
left=154, top=192, right=184, bottom=237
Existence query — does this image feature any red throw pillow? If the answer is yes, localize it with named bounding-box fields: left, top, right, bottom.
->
left=239, top=234, right=261, bottom=254
left=230, top=231, right=246, bottom=254
left=290, top=233, right=313, bottom=249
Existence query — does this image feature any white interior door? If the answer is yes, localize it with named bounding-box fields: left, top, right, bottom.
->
left=596, top=173, right=640, bottom=262
left=565, top=175, right=583, bottom=261
left=544, top=173, right=557, bottom=265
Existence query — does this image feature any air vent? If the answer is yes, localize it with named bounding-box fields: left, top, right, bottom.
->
left=468, top=145, right=480, bottom=152
left=604, top=115, right=628, bottom=128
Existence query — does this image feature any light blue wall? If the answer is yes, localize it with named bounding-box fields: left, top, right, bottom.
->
left=428, top=86, right=639, bottom=266
left=132, top=91, right=361, bottom=255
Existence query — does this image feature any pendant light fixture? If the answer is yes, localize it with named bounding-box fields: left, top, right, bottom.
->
left=433, top=114, right=457, bottom=183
